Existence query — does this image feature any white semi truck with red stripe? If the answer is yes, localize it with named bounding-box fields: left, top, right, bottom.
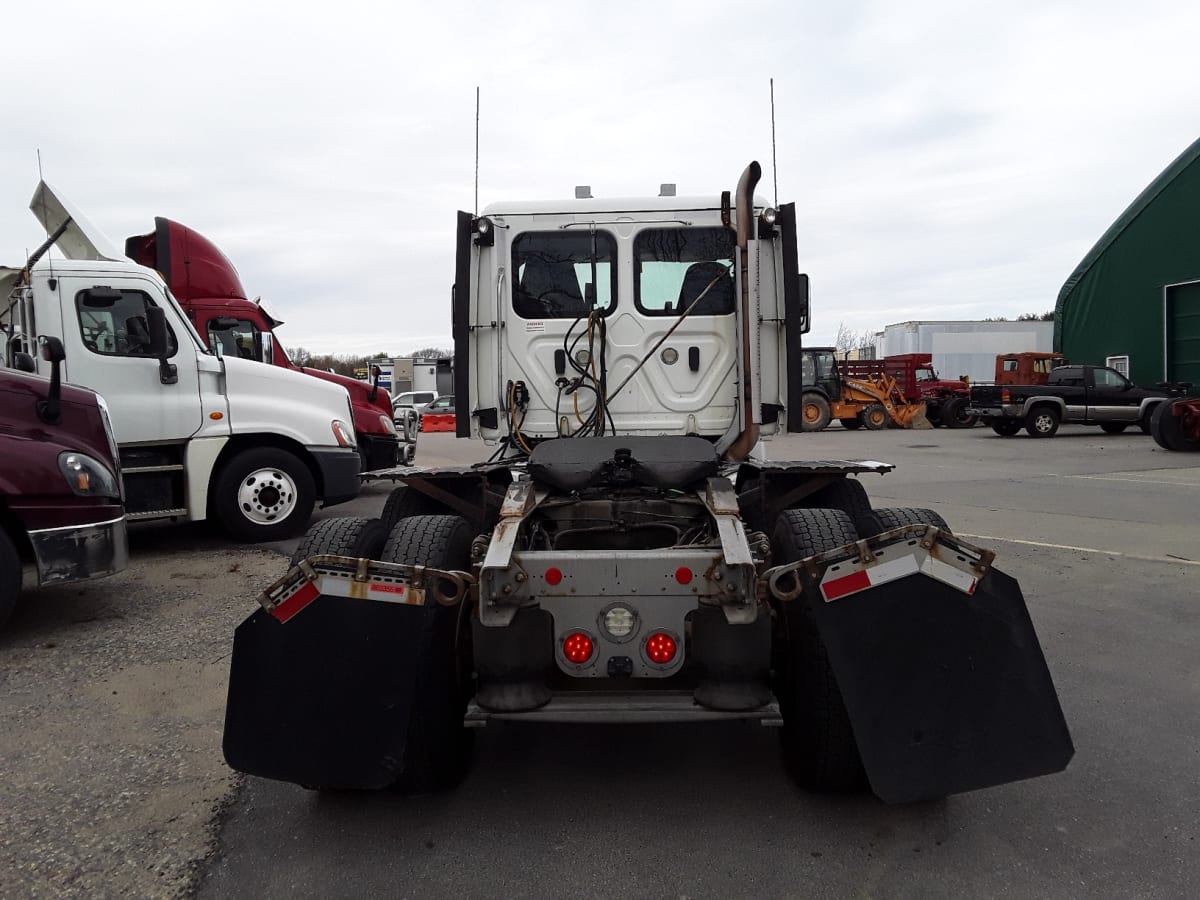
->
left=223, top=162, right=1073, bottom=804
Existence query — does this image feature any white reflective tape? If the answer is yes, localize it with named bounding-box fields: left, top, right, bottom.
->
left=819, top=550, right=977, bottom=602
left=921, top=555, right=978, bottom=595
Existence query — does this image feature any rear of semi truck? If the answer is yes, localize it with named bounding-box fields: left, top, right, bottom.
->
left=224, top=162, right=1073, bottom=804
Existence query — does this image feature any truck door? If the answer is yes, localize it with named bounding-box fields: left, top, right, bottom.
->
left=1088, top=366, right=1141, bottom=422
left=59, top=274, right=204, bottom=445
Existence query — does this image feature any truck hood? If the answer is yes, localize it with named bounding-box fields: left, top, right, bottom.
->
left=220, top=355, right=354, bottom=448
left=298, top=367, right=392, bottom=417
left=29, top=181, right=126, bottom=262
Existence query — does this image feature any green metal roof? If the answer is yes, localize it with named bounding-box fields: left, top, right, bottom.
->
left=1056, top=135, right=1200, bottom=312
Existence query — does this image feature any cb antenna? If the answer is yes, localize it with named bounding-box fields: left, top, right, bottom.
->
left=474, top=86, right=480, bottom=216
left=770, top=78, right=778, bottom=208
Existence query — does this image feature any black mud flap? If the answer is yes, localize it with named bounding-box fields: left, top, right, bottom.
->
left=796, top=547, right=1074, bottom=804
left=223, top=598, right=431, bottom=789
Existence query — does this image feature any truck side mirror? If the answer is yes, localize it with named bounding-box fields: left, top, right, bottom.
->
left=36, top=336, right=66, bottom=424
left=40, top=335, right=66, bottom=364
left=260, top=331, right=274, bottom=365
left=145, top=306, right=178, bottom=385
left=368, top=363, right=381, bottom=403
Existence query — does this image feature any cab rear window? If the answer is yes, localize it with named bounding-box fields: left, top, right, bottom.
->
left=512, top=231, right=616, bottom=319
left=634, top=227, right=735, bottom=316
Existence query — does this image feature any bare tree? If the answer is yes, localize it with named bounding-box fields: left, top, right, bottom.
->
left=835, top=322, right=855, bottom=355
left=835, top=323, right=876, bottom=357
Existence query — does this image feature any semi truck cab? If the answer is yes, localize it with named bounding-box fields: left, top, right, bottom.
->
left=1, top=182, right=360, bottom=541
left=124, top=217, right=401, bottom=471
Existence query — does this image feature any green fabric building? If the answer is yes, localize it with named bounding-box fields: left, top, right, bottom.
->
left=1055, top=136, right=1200, bottom=389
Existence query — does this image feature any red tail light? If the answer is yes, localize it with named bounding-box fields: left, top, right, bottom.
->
left=674, top=567, right=693, bottom=585
left=645, top=631, right=677, bottom=665
left=545, top=567, right=563, bottom=586
left=1001, top=388, right=1011, bottom=403
left=562, top=632, right=594, bottom=664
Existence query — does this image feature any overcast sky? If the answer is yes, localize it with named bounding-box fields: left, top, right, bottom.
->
left=2, top=0, right=1197, bottom=356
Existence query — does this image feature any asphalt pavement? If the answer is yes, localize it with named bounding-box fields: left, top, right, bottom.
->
left=198, top=425, right=1200, bottom=899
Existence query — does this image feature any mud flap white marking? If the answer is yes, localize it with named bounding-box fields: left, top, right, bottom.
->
left=820, top=550, right=978, bottom=602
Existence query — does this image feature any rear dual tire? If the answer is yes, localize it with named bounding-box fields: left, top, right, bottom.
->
left=772, top=508, right=867, bottom=792
left=380, top=515, right=475, bottom=793
left=772, top=505, right=954, bottom=795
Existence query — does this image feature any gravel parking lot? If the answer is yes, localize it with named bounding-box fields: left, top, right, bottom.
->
left=2, top=426, right=1197, bottom=898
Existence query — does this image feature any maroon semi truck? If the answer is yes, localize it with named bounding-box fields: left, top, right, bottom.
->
left=0, top=338, right=129, bottom=631
left=124, top=219, right=404, bottom=470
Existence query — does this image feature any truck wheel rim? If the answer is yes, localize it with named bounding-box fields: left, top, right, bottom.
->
left=238, top=468, right=298, bottom=524
left=1035, top=415, right=1052, bottom=432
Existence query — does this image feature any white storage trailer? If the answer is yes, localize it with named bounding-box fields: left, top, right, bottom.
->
left=877, top=320, right=1054, bottom=382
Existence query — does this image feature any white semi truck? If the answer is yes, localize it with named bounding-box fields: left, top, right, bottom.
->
left=1, top=183, right=361, bottom=541
left=224, top=162, right=1072, bottom=803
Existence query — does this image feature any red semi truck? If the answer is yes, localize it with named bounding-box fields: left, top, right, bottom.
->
left=124, top=219, right=402, bottom=470
left=1, top=338, right=128, bottom=631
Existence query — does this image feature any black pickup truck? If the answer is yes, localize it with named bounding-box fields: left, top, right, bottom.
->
left=969, top=364, right=1175, bottom=437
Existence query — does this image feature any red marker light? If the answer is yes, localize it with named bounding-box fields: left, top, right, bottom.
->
left=674, top=567, right=693, bottom=585
left=645, top=631, right=677, bottom=664
left=545, top=567, right=563, bottom=586
left=562, top=631, right=594, bottom=664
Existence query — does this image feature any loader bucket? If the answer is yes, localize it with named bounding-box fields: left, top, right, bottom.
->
left=223, top=600, right=433, bottom=789
left=887, top=401, right=931, bottom=429
left=775, top=529, right=1073, bottom=803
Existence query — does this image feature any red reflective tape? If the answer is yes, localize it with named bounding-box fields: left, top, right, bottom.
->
left=369, top=582, right=407, bottom=596
left=271, top=581, right=320, bottom=623
left=822, top=569, right=871, bottom=601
